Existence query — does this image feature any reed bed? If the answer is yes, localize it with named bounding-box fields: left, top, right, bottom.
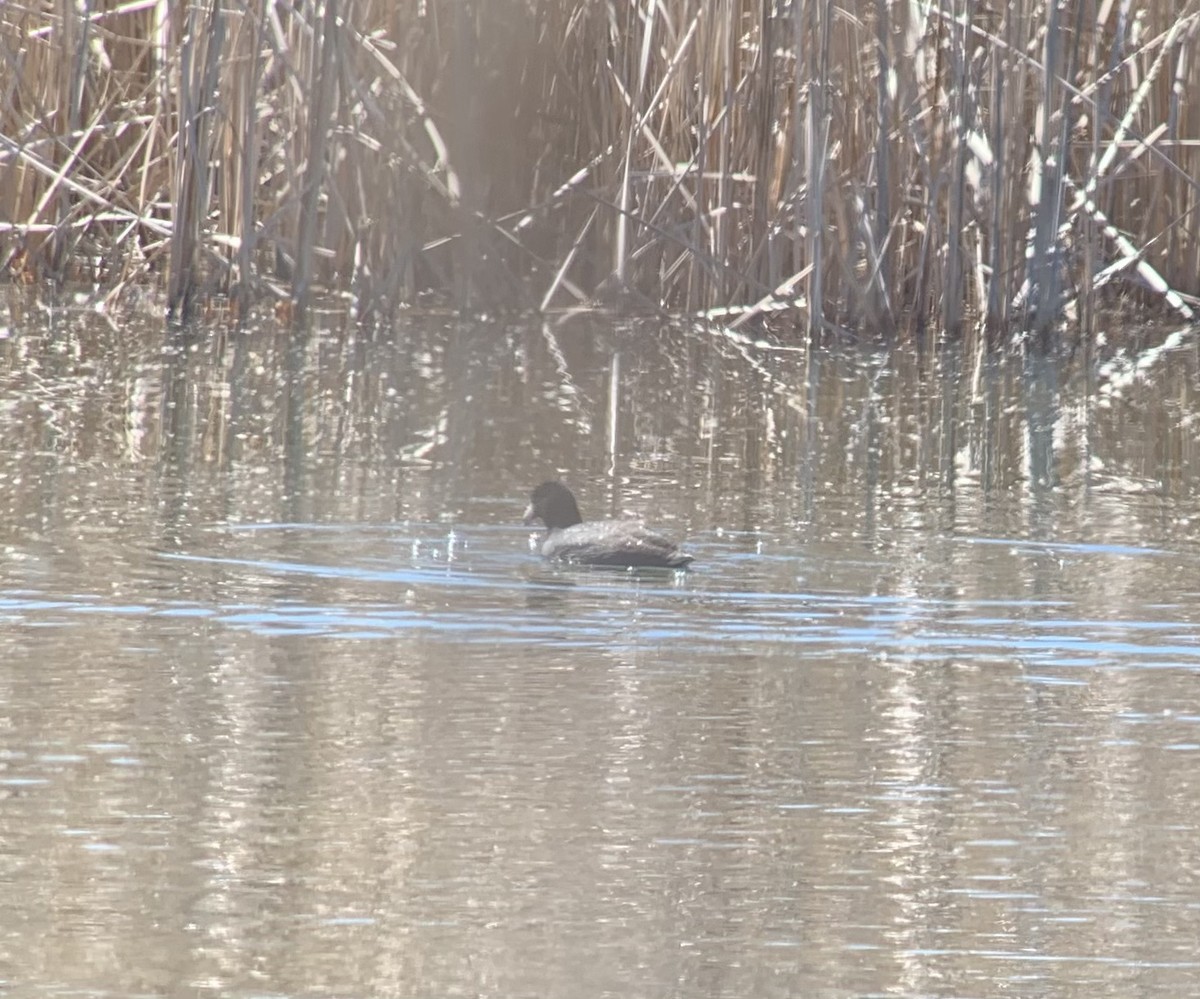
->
left=1, top=0, right=1198, bottom=342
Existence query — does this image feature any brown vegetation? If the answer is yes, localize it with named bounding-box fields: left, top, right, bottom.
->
left=1, top=0, right=1198, bottom=340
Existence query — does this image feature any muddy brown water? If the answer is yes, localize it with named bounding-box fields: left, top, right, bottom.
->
left=4, top=301, right=1200, bottom=997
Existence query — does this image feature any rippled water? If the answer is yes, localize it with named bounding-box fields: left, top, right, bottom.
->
left=4, top=298, right=1200, bottom=997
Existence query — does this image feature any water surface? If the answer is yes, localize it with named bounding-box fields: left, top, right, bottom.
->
left=3, top=300, right=1200, bottom=997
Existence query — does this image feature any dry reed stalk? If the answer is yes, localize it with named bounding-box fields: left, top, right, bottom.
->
left=292, top=0, right=340, bottom=320
left=614, top=0, right=656, bottom=289
left=802, top=0, right=829, bottom=338
left=868, top=0, right=894, bottom=335
left=941, top=0, right=975, bottom=343
left=167, top=0, right=225, bottom=321
left=230, top=5, right=267, bottom=311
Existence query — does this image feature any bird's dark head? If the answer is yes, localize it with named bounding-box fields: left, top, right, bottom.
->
left=524, top=480, right=584, bottom=530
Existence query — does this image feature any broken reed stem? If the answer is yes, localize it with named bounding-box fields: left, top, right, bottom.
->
left=0, top=0, right=1198, bottom=341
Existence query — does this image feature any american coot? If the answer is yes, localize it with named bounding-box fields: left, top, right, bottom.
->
left=523, top=481, right=694, bottom=569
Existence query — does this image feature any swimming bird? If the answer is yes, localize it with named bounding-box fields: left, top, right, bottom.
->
left=523, top=480, right=694, bottom=569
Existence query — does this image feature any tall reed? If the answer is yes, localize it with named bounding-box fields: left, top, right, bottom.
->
left=1, top=0, right=1197, bottom=341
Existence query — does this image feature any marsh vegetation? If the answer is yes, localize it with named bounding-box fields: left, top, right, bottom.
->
left=1, top=1, right=1198, bottom=343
